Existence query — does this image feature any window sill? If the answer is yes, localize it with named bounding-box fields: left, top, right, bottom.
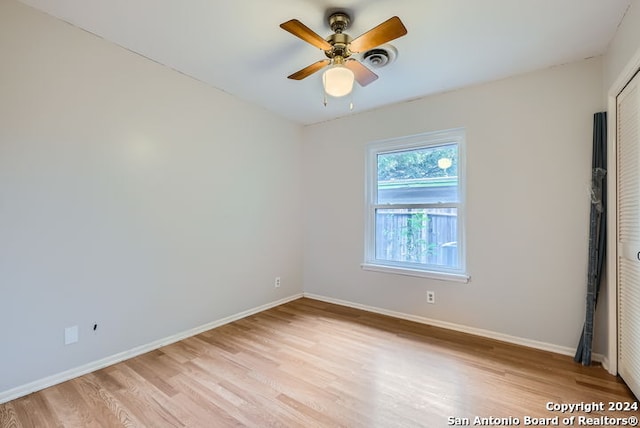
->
left=361, top=263, right=470, bottom=283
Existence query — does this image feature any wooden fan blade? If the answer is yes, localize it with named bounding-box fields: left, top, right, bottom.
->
left=288, top=59, right=331, bottom=80
left=280, top=19, right=332, bottom=51
left=349, top=16, right=407, bottom=53
left=344, top=60, right=378, bottom=86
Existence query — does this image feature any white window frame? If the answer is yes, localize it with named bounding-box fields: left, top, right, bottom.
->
left=362, top=128, right=469, bottom=283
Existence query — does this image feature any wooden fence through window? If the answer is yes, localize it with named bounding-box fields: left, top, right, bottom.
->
left=375, top=210, right=458, bottom=267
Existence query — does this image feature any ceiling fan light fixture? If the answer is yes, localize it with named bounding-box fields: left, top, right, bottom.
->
left=322, top=64, right=355, bottom=97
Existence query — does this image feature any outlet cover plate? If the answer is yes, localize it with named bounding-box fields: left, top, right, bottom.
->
left=426, top=291, right=435, bottom=304
left=64, top=326, right=79, bottom=345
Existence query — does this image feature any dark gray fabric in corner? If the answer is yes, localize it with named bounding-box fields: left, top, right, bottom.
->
left=575, top=111, right=607, bottom=366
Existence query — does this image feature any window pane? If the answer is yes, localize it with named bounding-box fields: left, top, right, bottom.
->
left=377, top=144, right=458, bottom=204
left=375, top=208, right=458, bottom=269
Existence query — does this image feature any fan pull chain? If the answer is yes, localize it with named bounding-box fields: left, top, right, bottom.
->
left=323, top=93, right=328, bottom=107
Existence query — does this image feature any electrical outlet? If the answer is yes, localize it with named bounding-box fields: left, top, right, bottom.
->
left=426, top=291, right=435, bottom=304
left=275, top=277, right=281, bottom=288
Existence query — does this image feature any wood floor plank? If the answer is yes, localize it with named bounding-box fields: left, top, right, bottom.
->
left=0, top=402, right=20, bottom=428
left=40, top=382, right=100, bottom=427
left=7, top=390, right=61, bottom=428
left=1, top=297, right=638, bottom=427
left=72, top=374, right=141, bottom=428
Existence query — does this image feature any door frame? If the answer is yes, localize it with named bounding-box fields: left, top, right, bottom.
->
left=607, top=49, right=640, bottom=376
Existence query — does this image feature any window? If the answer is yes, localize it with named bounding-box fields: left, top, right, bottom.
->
left=363, top=128, right=468, bottom=282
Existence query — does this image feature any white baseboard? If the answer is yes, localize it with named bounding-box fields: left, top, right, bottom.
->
left=0, top=293, right=303, bottom=405
left=599, top=355, right=610, bottom=371
left=304, top=293, right=605, bottom=362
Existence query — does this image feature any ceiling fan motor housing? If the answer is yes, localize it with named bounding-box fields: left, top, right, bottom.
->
left=325, top=33, right=352, bottom=59
left=325, top=13, right=353, bottom=59
left=328, top=13, right=350, bottom=33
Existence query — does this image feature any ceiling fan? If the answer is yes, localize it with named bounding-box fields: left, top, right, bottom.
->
left=280, top=12, right=407, bottom=98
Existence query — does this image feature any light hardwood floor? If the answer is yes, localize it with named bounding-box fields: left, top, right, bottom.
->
left=1, top=298, right=638, bottom=427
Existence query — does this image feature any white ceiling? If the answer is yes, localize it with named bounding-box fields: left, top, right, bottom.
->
left=19, top=0, right=631, bottom=125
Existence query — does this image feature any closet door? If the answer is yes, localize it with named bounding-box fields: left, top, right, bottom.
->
left=617, top=71, right=640, bottom=399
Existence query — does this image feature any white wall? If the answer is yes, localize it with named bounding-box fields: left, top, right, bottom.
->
left=303, top=58, right=604, bottom=351
left=0, top=0, right=303, bottom=395
left=605, top=0, right=640, bottom=91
